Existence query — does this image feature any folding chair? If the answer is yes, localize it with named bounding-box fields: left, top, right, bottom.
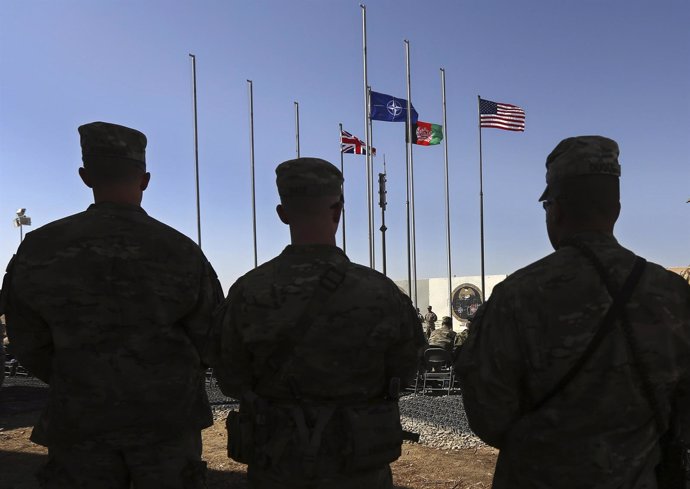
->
left=418, top=347, right=454, bottom=395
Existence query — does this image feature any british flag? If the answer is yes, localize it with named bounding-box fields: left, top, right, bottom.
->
left=340, top=130, right=376, bottom=156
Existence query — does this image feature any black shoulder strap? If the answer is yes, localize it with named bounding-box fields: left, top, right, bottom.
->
left=255, top=260, right=348, bottom=396
left=532, top=242, right=646, bottom=411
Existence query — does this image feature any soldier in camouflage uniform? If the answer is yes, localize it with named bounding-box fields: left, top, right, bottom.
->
left=456, top=136, right=690, bottom=488
left=423, top=306, right=437, bottom=338
left=214, top=157, right=425, bottom=489
left=427, top=316, right=456, bottom=351
left=0, top=122, right=223, bottom=488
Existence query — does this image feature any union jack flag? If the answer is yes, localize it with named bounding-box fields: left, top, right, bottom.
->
left=340, top=130, right=376, bottom=156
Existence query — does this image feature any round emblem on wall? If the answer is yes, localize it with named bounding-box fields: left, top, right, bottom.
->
left=451, top=283, right=483, bottom=321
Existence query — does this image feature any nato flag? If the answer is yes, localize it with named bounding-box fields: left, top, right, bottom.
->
left=370, top=91, right=419, bottom=123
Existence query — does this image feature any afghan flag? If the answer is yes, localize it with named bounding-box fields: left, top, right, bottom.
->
left=411, top=121, right=443, bottom=146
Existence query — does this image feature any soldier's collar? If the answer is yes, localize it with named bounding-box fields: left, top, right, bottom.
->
left=88, top=202, right=148, bottom=215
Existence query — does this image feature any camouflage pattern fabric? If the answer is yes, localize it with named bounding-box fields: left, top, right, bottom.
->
left=2, top=202, right=223, bottom=447
left=215, top=244, right=425, bottom=487
left=454, top=328, right=469, bottom=349
left=38, top=432, right=206, bottom=489
left=423, top=311, right=437, bottom=338
left=456, top=232, right=690, bottom=489
left=427, top=327, right=456, bottom=351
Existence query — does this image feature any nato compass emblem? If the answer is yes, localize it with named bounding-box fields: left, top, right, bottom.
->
left=386, top=98, right=403, bottom=118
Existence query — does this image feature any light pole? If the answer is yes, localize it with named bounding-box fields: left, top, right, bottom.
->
left=14, top=208, right=31, bottom=244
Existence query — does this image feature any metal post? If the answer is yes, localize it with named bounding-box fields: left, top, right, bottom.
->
left=248, top=80, right=258, bottom=268
left=368, top=85, right=375, bottom=269
left=379, top=156, right=387, bottom=276
left=361, top=4, right=374, bottom=268
left=189, top=53, right=201, bottom=248
left=339, top=123, right=346, bottom=254
left=441, top=68, right=452, bottom=316
left=478, top=95, right=486, bottom=301
left=405, top=40, right=417, bottom=306
left=294, top=101, right=300, bottom=158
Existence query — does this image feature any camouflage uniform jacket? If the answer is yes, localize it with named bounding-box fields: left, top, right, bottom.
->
left=456, top=232, right=690, bottom=489
left=427, top=328, right=456, bottom=351
left=215, top=244, right=425, bottom=403
left=2, top=202, right=223, bottom=446
left=423, top=311, right=437, bottom=329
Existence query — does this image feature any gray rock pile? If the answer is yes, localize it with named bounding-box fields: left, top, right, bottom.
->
left=399, top=393, right=486, bottom=450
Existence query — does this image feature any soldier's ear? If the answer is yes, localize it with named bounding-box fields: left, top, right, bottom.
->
left=78, top=167, right=94, bottom=189
left=276, top=204, right=290, bottom=225
left=140, top=172, right=151, bottom=191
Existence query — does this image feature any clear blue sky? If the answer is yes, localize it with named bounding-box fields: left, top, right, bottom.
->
left=1, top=0, right=688, bottom=293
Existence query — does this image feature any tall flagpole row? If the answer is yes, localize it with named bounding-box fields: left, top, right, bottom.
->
left=248, top=80, right=257, bottom=268
left=441, top=68, right=452, bottom=317
left=361, top=4, right=374, bottom=269
left=478, top=95, right=486, bottom=301
left=338, top=123, right=346, bottom=254
left=189, top=54, right=202, bottom=249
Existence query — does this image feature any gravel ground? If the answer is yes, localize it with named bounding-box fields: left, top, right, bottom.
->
left=3, top=374, right=485, bottom=451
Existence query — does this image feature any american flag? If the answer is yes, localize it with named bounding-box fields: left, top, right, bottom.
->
left=479, top=98, right=525, bottom=132
left=340, top=130, right=376, bottom=156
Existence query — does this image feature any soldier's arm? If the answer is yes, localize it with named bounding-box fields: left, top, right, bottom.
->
left=214, top=280, right=254, bottom=399
left=455, top=284, right=526, bottom=448
left=182, top=255, right=224, bottom=368
left=676, top=286, right=690, bottom=447
left=385, top=291, right=427, bottom=388
left=2, top=256, right=53, bottom=383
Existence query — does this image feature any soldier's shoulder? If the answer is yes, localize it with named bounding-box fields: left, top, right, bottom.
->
left=228, top=255, right=283, bottom=291
left=14, top=211, right=92, bottom=255
left=22, top=210, right=89, bottom=239
left=641, top=259, right=690, bottom=297
left=139, top=215, right=199, bottom=249
left=347, top=262, right=408, bottom=296
left=501, top=248, right=575, bottom=287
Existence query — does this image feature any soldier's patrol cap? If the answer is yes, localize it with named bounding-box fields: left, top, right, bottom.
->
left=539, top=135, right=620, bottom=201
left=276, top=157, right=343, bottom=198
left=441, top=316, right=452, bottom=326
left=78, top=122, right=147, bottom=170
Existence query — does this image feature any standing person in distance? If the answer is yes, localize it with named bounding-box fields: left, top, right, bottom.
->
left=424, top=305, right=438, bottom=338
left=215, top=157, right=425, bottom=489
left=1, top=122, right=223, bottom=489
left=456, top=136, right=690, bottom=488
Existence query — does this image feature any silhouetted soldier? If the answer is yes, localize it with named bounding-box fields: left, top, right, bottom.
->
left=215, top=157, right=425, bottom=489
left=1, top=122, right=223, bottom=488
left=457, top=136, right=690, bottom=488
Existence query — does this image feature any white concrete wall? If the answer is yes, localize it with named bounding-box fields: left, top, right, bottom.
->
left=395, top=274, right=507, bottom=332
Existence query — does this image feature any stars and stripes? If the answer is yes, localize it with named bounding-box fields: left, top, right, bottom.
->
left=479, top=98, right=525, bottom=132
left=340, top=129, right=376, bottom=155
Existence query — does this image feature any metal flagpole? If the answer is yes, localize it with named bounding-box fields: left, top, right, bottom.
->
left=368, top=85, right=375, bottom=269
left=441, top=68, right=452, bottom=317
left=248, top=80, right=257, bottom=268
left=478, top=95, right=486, bottom=301
left=361, top=4, right=374, bottom=268
left=294, top=101, right=300, bottom=158
left=189, top=54, right=202, bottom=249
left=405, top=40, right=418, bottom=307
left=339, top=123, right=346, bottom=254
left=403, top=89, right=413, bottom=296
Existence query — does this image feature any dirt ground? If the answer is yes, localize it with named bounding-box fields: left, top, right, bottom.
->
left=0, top=385, right=497, bottom=489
